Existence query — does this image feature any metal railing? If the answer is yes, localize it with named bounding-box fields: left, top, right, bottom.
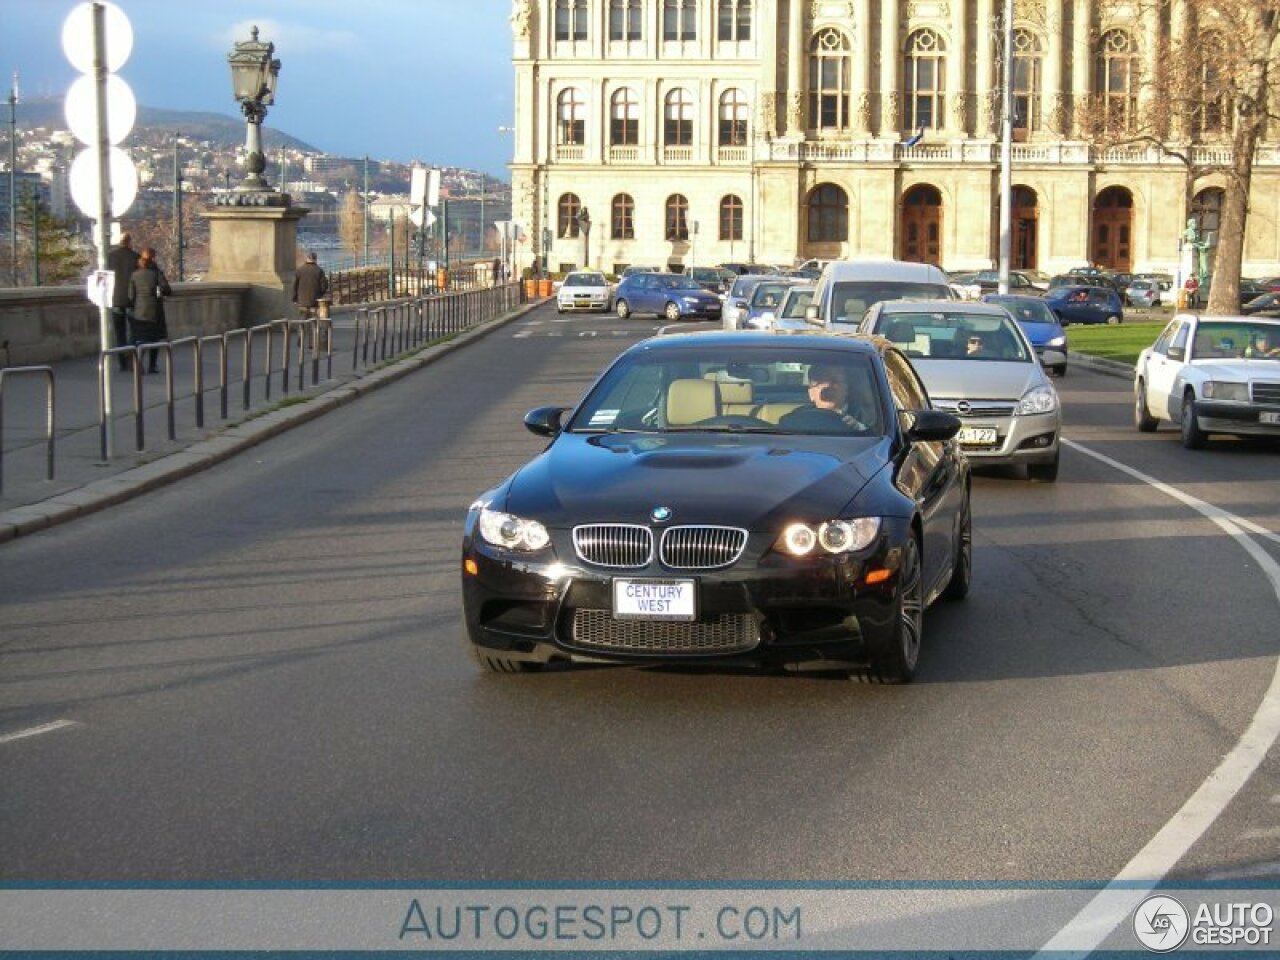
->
left=0, top=365, right=55, bottom=495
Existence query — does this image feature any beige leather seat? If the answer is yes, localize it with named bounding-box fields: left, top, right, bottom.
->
left=666, top=378, right=720, bottom=425
left=715, top=380, right=755, bottom=416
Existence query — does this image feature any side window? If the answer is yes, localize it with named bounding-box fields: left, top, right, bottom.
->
left=883, top=349, right=929, bottom=412
left=1152, top=320, right=1178, bottom=355
left=1170, top=321, right=1190, bottom=355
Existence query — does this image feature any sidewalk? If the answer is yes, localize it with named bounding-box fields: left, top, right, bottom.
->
left=0, top=300, right=535, bottom=543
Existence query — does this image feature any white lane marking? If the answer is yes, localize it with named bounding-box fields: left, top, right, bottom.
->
left=0, top=719, right=79, bottom=744
left=1038, top=438, right=1280, bottom=958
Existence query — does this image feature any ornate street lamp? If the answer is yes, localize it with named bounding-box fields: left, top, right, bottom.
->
left=226, top=25, right=280, bottom=193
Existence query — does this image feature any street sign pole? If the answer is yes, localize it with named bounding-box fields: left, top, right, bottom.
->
left=91, top=3, right=116, bottom=457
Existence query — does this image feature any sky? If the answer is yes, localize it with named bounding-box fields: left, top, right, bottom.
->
left=0, top=0, right=517, bottom=178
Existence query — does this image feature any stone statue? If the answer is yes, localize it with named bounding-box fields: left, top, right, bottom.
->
left=1183, top=217, right=1210, bottom=280
left=510, top=0, right=531, bottom=38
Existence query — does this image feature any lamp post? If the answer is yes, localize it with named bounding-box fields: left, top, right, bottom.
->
left=7, top=72, right=16, bottom=287
left=576, top=206, right=591, bottom=270
left=173, top=132, right=184, bottom=280
left=226, top=25, right=279, bottom=192
left=997, top=0, right=1013, bottom=294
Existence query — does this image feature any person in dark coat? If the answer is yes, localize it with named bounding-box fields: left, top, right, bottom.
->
left=292, top=251, right=329, bottom=319
left=127, top=247, right=172, bottom=374
left=106, top=232, right=139, bottom=370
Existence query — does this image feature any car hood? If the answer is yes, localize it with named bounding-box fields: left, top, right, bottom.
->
left=911, top=359, right=1042, bottom=400
left=503, top=433, right=889, bottom=528
left=1018, top=321, right=1064, bottom=345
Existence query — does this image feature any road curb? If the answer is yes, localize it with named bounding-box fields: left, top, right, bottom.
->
left=0, top=300, right=542, bottom=544
left=1068, top=351, right=1134, bottom=380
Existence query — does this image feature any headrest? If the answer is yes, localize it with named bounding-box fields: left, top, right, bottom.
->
left=666, top=379, right=720, bottom=426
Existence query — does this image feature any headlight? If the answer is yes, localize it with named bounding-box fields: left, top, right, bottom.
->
left=1202, top=381, right=1248, bottom=401
left=777, top=518, right=881, bottom=556
left=1045, top=335, right=1066, bottom=348
left=478, top=507, right=550, bottom=552
left=1016, top=384, right=1059, bottom=416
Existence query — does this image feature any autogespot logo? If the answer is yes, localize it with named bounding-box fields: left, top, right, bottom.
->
left=1134, top=895, right=1191, bottom=952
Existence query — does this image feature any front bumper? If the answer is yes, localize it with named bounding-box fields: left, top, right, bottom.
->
left=558, top=295, right=609, bottom=312
left=1193, top=399, right=1280, bottom=437
left=461, top=521, right=911, bottom=668
left=935, top=405, right=1060, bottom=466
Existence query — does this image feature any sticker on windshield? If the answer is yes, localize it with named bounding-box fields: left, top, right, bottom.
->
left=588, top=409, right=619, bottom=427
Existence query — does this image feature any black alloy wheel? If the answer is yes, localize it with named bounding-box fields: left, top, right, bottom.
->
left=941, top=489, right=971, bottom=602
left=1180, top=391, right=1208, bottom=449
left=1135, top=379, right=1159, bottom=432
left=868, top=536, right=923, bottom=683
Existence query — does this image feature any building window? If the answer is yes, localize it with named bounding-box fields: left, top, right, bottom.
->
left=663, top=0, right=698, bottom=42
left=612, top=193, right=635, bottom=239
left=1095, top=29, right=1137, bottom=133
left=1011, top=28, right=1043, bottom=134
left=1196, top=33, right=1231, bottom=137
left=719, top=88, right=749, bottom=146
left=807, top=183, right=848, bottom=242
left=665, top=88, right=694, bottom=146
left=610, top=88, right=640, bottom=146
left=666, top=194, right=690, bottom=240
left=905, top=29, right=947, bottom=132
left=555, top=0, right=588, bottom=42
left=1192, top=187, right=1224, bottom=238
left=718, top=0, right=752, bottom=41
left=558, top=193, right=583, bottom=238
left=809, top=28, right=852, bottom=130
left=719, top=194, right=744, bottom=241
left=557, top=88, right=585, bottom=145
left=609, top=0, right=643, bottom=41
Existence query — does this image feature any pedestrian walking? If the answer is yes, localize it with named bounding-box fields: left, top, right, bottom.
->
left=106, top=232, right=139, bottom=371
left=293, top=251, right=329, bottom=319
left=127, top=247, right=172, bottom=374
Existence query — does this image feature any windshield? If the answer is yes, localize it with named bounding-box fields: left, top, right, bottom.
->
left=781, top=290, right=815, bottom=319
left=568, top=347, right=887, bottom=437
left=564, top=273, right=606, bottom=287
left=750, top=283, right=792, bottom=308
left=829, top=281, right=952, bottom=324
left=1192, top=322, right=1280, bottom=360
left=985, top=297, right=1057, bottom=325
left=873, top=311, right=1032, bottom=362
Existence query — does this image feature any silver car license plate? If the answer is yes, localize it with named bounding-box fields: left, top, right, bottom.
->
left=958, top=426, right=998, bottom=446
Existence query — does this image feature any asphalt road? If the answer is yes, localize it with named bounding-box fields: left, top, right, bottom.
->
left=1, top=303, right=1278, bottom=889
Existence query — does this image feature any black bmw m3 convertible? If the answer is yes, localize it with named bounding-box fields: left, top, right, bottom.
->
left=461, top=331, right=970, bottom=682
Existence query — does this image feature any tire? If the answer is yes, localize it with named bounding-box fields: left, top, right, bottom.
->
left=470, top=645, right=543, bottom=673
left=664, top=301, right=681, bottom=322
left=556, top=305, right=565, bottom=314
left=1106, top=314, right=1121, bottom=325
left=1180, top=391, right=1208, bottom=449
left=1054, top=364, right=1068, bottom=377
left=615, top=299, right=631, bottom=319
left=868, top=536, right=923, bottom=683
left=1135, top=379, right=1159, bottom=432
left=1027, top=449, right=1060, bottom=483
left=940, top=488, right=971, bottom=602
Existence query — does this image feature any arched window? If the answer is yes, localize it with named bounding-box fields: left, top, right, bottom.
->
left=1095, top=29, right=1137, bottom=132
left=612, top=193, right=635, bottom=239
left=905, top=29, right=947, bottom=132
left=609, top=0, right=643, bottom=41
left=557, top=88, right=585, bottom=145
left=1192, top=187, right=1224, bottom=238
left=664, top=88, right=694, bottom=146
left=809, top=28, right=851, bottom=130
left=666, top=194, right=690, bottom=241
left=1196, top=32, right=1231, bottom=137
left=719, top=88, right=749, bottom=146
left=1011, top=28, right=1044, bottom=134
left=718, top=0, right=752, bottom=42
left=719, top=194, right=744, bottom=241
left=555, top=0, right=588, bottom=42
left=663, top=0, right=697, bottom=42
left=807, top=184, right=848, bottom=242
left=611, top=88, right=639, bottom=145
left=558, top=193, right=583, bottom=238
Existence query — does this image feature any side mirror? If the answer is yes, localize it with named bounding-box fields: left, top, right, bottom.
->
left=1167, top=346, right=1185, bottom=362
left=524, top=405, right=569, bottom=437
left=905, top=408, right=961, bottom=443
left=1041, top=349, right=1067, bottom=368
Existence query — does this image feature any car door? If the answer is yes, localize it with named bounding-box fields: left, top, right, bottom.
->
left=632, top=274, right=659, bottom=315
left=883, top=349, right=961, bottom=597
left=1145, top=318, right=1190, bottom=419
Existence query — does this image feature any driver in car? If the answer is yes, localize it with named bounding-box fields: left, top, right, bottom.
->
left=780, top=363, right=871, bottom=432
left=1248, top=331, right=1280, bottom=358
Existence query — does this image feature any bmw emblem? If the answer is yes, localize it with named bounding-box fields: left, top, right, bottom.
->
left=651, top=506, right=673, bottom=523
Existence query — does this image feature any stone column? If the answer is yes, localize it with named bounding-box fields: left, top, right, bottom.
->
left=759, top=0, right=780, bottom=139
left=203, top=199, right=308, bottom=324
left=854, top=0, right=873, bottom=136
left=785, top=0, right=805, bottom=136
left=948, top=0, right=968, bottom=136
left=880, top=0, right=901, bottom=136
left=1170, top=0, right=1190, bottom=140
left=1070, top=0, right=1093, bottom=138
left=1138, top=0, right=1161, bottom=135
left=976, top=0, right=995, bottom=137
left=1044, top=0, right=1066, bottom=136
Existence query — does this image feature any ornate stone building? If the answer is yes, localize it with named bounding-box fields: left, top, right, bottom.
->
left=509, top=0, right=1280, bottom=277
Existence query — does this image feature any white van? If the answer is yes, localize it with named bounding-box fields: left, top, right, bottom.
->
left=805, top=260, right=955, bottom=328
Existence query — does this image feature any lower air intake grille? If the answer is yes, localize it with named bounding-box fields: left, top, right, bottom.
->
left=569, top=609, right=759, bottom=655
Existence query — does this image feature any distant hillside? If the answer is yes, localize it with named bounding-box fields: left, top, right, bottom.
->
left=15, top=96, right=321, bottom=152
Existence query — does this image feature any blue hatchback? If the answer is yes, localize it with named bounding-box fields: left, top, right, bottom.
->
left=1043, top=284, right=1125, bottom=326
left=982, top=294, right=1069, bottom=376
left=613, top=272, right=723, bottom=321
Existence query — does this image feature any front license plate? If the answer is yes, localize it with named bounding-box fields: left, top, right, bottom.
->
left=958, top=426, right=999, bottom=446
left=612, top=579, right=697, bottom=621
left=1261, top=411, right=1280, bottom=425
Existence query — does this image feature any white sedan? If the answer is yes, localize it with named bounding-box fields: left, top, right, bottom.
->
left=1134, top=313, right=1280, bottom=448
left=555, top=271, right=611, bottom=313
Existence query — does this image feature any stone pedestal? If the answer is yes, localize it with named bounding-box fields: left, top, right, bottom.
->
left=202, top=197, right=309, bottom=325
